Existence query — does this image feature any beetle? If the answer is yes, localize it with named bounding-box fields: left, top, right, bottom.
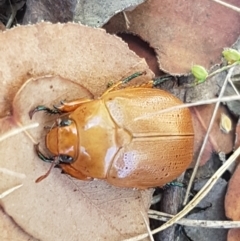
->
left=30, top=72, right=194, bottom=189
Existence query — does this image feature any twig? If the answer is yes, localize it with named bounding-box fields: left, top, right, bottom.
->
left=148, top=210, right=240, bottom=229
left=141, top=211, right=154, bottom=241
left=0, top=184, right=23, bottom=199
left=0, top=123, right=39, bottom=142
left=183, top=67, right=234, bottom=204
left=211, top=0, right=240, bottom=12
left=123, top=11, right=130, bottom=29
left=6, top=4, right=17, bottom=28
left=134, top=94, right=240, bottom=121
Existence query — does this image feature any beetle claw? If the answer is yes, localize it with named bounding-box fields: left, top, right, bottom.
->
left=122, top=71, right=146, bottom=84
left=29, top=105, right=61, bottom=119
left=53, top=105, right=61, bottom=111
left=29, top=108, right=38, bottom=120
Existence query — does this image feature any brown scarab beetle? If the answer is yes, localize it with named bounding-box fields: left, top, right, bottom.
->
left=30, top=73, right=194, bottom=189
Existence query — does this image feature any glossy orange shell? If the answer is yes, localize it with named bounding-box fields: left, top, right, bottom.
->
left=46, top=87, right=194, bottom=188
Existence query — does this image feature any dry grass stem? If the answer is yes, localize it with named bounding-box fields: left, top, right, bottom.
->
left=123, top=11, right=130, bottom=29
left=135, top=94, right=240, bottom=121
left=0, top=122, right=39, bottom=142
left=140, top=211, right=154, bottom=241
left=212, top=0, right=240, bottom=12
left=183, top=67, right=234, bottom=204
left=0, top=184, right=23, bottom=199
left=148, top=210, right=240, bottom=228
left=6, top=3, right=17, bottom=28
left=0, top=167, right=26, bottom=179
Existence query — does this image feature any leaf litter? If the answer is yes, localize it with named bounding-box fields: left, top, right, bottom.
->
left=0, top=1, right=240, bottom=240
left=0, top=22, right=154, bottom=241
left=104, top=0, right=240, bottom=74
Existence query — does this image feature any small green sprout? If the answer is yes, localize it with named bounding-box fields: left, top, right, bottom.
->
left=222, top=48, right=240, bottom=64
left=191, top=65, right=208, bottom=84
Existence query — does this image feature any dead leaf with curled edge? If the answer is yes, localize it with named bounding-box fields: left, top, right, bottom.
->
left=74, top=0, right=146, bottom=27
left=22, top=0, right=146, bottom=27
left=225, top=120, right=240, bottom=241
left=0, top=207, right=38, bottom=241
left=0, top=23, right=154, bottom=241
left=104, top=0, right=240, bottom=74
left=191, top=104, right=235, bottom=166
left=225, top=162, right=240, bottom=241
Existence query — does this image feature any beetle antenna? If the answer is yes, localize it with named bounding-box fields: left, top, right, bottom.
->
left=35, top=156, right=59, bottom=183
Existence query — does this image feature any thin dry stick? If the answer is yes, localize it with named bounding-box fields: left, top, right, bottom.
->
left=206, top=61, right=239, bottom=80
left=211, top=0, right=240, bottom=12
left=134, top=94, right=240, bottom=121
left=183, top=67, right=234, bottom=204
left=228, top=77, right=240, bottom=96
left=0, top=167, right=26, bottom=179
left=0, top=122, right=39, bottom=142
left=123, top=11, right=130, bottom=29
left=0, top=123, right=39, bottom=198
left=0, top=184, right=23, bottom=199
left=6, top=3, right=17, bottom=28
left=123, top=146, right=240, bottom=241
left=148, top=210, right=240, bottom=229
left=140, top=211, right=154, bottom=241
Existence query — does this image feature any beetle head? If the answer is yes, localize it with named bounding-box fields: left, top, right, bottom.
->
left=46, top=119, right=78, bottom=163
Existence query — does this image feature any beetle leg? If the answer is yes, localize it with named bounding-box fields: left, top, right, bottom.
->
left=34, top=144, right=61, bottom=183
left=59, top=163, right=93, bottom=181
left=29, top=105, right=62, bottom=119
left=152, top=75, right=174, bottom=86
left=34, top=143, right=54, bottom=163
left=53, top=98, right=93, bottom=112
left=29, top=98, right=93, bottom=119
left=163, top=181, right=185, bottom=189
left=102, top=71, right=146, bottom=96
left=121, top=71, right=146, bottom=84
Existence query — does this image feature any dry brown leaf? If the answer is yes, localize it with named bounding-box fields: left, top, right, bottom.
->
left=0, top=22, right=152, bottom=117
left=225, top=161, right=240, bottom=221
left=104, top=0, right=240, bottom=74
left=22, top=0, right=146, bottom=27
left=22, top=0, right=75, bottom=24
left=74, top=0, right=146, bottom=27
left=228, top=228, right=240, bottom=241
left=0, top=207, right=37, bottom=241
left=234, top=119, right=240, bottom=150
left=191, top=104, right=235, bottom=166
left=0, top=21, right=5, bottom=31
left=225, top=161, right=240, bottom=240
left=224, top=113, right=240, bottom=241
left=0, top=22, right=154, bottom=241
left=118, top=33, right=163, bottom=76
